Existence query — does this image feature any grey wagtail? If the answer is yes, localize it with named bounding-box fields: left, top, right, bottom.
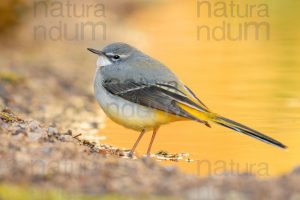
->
left=88, top=42, right=287, bottom=157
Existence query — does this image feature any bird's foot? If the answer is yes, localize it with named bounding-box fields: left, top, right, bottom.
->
left=128, top=151, right=134, bottom=158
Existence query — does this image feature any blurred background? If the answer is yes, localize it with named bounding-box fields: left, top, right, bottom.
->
left=1, top=0, right=300, bottom=178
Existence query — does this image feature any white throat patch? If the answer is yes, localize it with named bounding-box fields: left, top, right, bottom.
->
left=97, top=56, right=112, bottom=67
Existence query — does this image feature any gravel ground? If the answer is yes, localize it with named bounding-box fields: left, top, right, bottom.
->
left=0, top=109, right=200, bottom=198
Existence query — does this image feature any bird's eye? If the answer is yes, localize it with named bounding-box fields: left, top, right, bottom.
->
left=113, top=55, right=120, bottom=59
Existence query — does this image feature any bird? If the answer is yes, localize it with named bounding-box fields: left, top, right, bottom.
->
left=87, top=42, right=287, bottom=157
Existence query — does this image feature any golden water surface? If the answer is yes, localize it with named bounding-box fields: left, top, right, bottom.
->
left=100, top=0, right=300, bottom=177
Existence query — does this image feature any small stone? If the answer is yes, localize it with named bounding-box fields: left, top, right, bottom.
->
left=28, top=120, right=40, bottom=131
left=65, top=129, right=72, bottom=136
left=48, top=127, right=58, bottom=136
left=90, top=122, right=98, bottom=129
left=59, top=135, right=66, bottom=142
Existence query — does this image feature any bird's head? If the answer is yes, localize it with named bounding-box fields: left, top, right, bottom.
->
left=88, top=42, right=135, bottom=67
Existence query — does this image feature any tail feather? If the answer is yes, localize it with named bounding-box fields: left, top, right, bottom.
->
left=212, top=115, right=287, bottom=149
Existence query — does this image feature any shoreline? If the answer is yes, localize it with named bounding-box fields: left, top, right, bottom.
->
left=1, top=109, right=300, bottom=199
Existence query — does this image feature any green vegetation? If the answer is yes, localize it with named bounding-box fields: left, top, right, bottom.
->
left=0, top=184, right=99, bottom=200
left=0, top=71, right=24, bottom=85
left=0, top=184, right=178, bottom=200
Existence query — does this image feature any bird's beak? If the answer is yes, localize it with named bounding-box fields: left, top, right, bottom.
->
left=87, top=48, right=103, bottom=55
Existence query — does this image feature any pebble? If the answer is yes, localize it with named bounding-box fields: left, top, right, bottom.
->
left=28, top=120, right=40, bottom=131
left=48, top=127, right=59, bottom=136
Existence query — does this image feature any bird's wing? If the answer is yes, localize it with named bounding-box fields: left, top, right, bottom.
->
left=102, top=79, right=210, bottom=126
left=182, top=85, right=208, bottom=109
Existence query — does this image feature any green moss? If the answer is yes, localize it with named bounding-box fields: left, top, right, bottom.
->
left=0, top=184, right=178, bottom=200
left=0, top=71, right=24, bottom=84
left=0, top=111, right=15, bottom=122
left=0, top=184, right=123, bottom=200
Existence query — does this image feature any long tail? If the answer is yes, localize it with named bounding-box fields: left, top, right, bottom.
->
left=211, top=115, right=287, bottom=149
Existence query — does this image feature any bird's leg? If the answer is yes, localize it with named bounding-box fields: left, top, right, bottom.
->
left=129, top=129, right=146, bottom=157
left=146, top=127, right=159, bottom=156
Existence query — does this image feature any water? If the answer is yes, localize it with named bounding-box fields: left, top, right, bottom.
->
left=100, top=0, right=300, bottom=177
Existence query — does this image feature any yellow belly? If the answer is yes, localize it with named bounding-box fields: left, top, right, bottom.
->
left=106, top=106, right=186, bottom=131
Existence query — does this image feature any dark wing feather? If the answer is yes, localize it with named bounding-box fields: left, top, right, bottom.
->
left=184, top=85, right=208, bottom=109
left=102, top=80, right=209, bottom=125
